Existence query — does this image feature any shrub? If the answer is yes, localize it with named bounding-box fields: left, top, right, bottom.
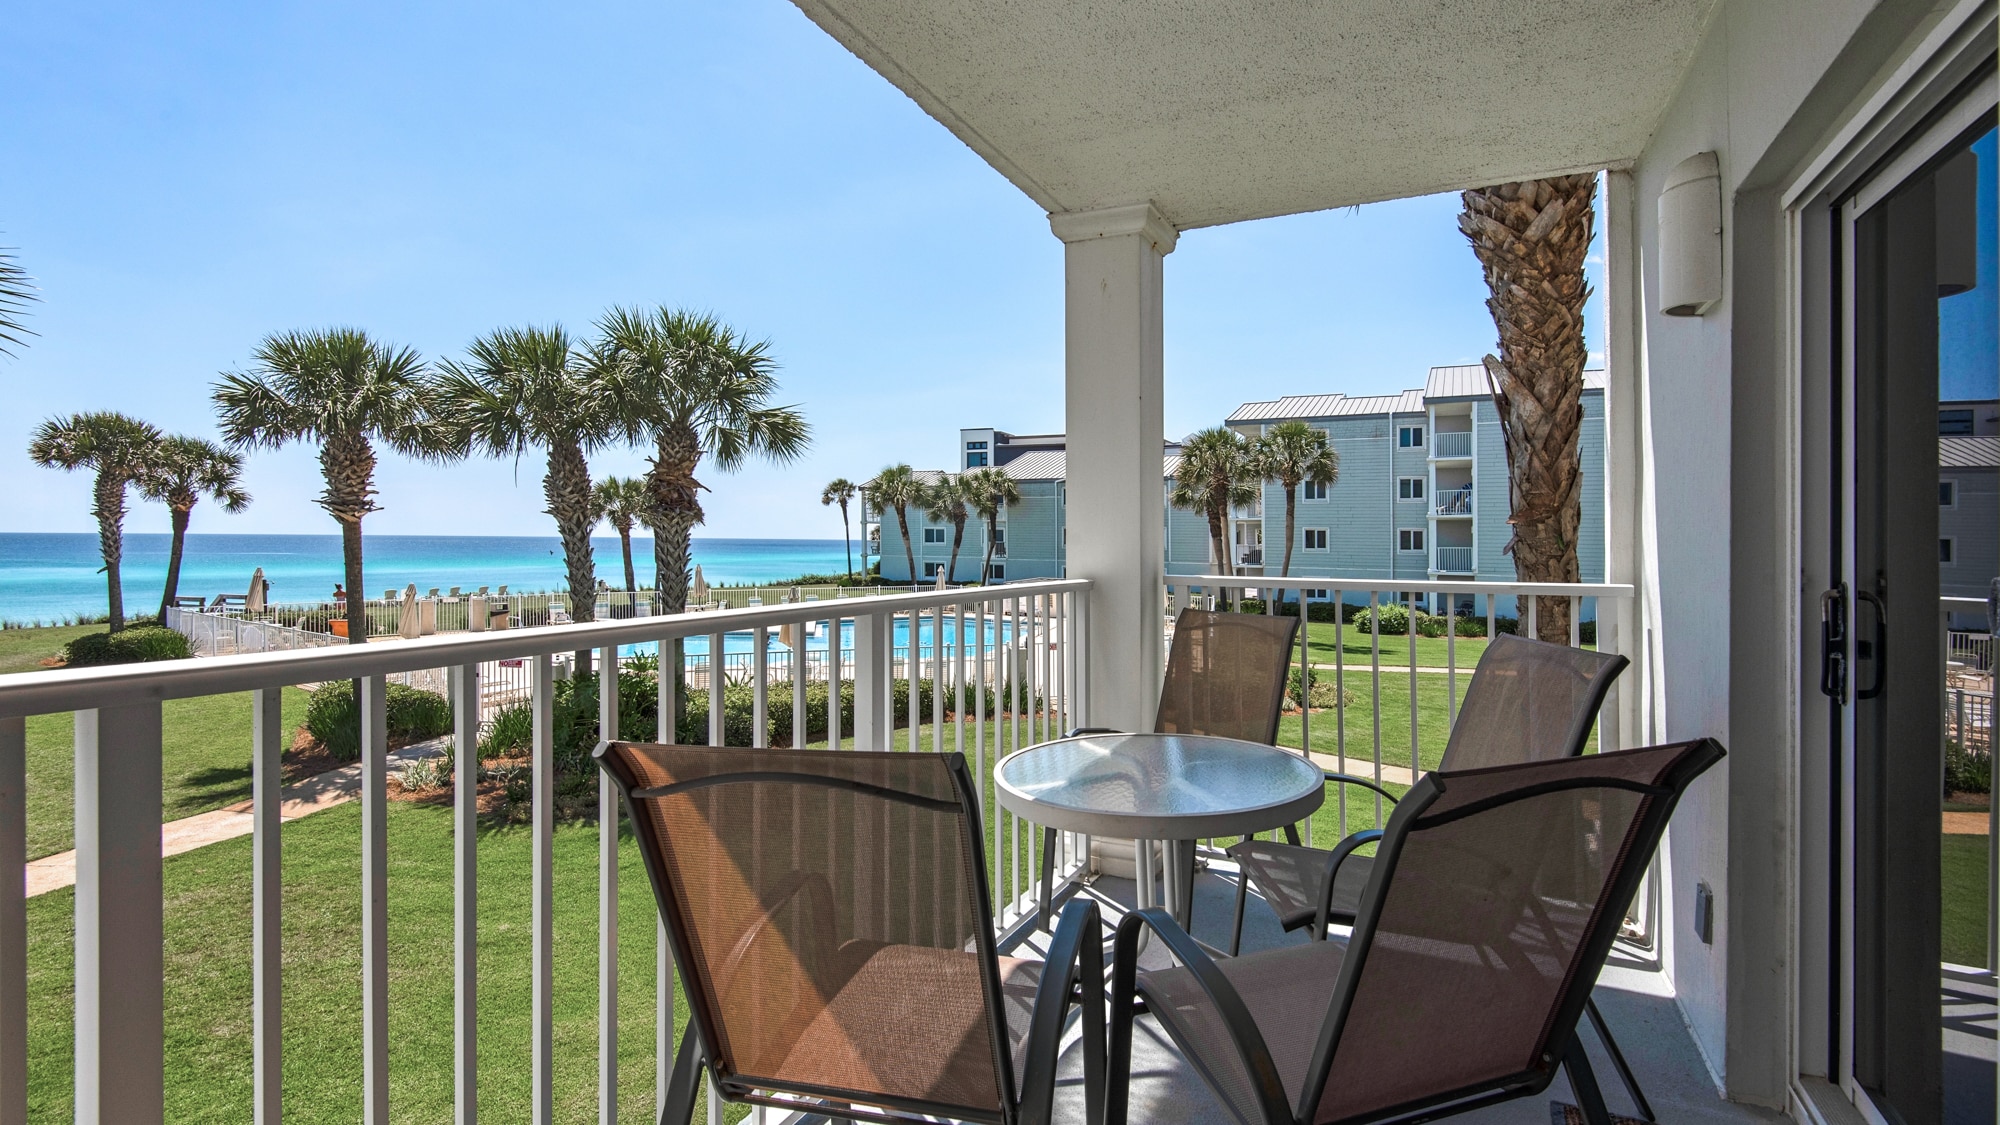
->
left=305, top=681, right=455, bottom=761
left=62, top=626, right=191, bottom=667
left=1351, top=602, right=1410, bottom=636
left=1946, top=739, right=1991, bottom=796
left=398, top=756, right=449, bottom=792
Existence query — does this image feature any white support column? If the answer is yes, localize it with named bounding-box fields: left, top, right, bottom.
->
left=853, top=614, right=889, bottom=749
left=1052, top=201, right=1175, bottom=732
left=75, top=702, right=164, bottom=1125
left=1603, top=169, right=1655, bottom=751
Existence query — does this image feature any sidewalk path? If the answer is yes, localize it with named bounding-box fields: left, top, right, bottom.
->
left=26, top=737, right=449, bottom=898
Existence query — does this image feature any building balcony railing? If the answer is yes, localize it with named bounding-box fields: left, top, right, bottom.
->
left=1434, top=546, right=1475, bottom=573
left=0, top=579, right=1089, bottom=1124
left=1434, top=488, right=1473, bottom=516
left=1431, top=430, right=1473, bottom=459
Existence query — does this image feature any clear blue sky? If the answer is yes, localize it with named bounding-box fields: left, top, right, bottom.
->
left=1, top=1, right=1602, bottom=541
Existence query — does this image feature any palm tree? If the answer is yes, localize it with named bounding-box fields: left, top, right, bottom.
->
left=29, top=412, right=164, bottom=632
left=1460, top=175, right=1595, bottom=643
left=1170, top=427, right=1259, bottom=578
left=922, top=474, right=973, bottom=583
left=137, top=436, right=250, bottom=620
left=820, top=478, right=858, bottom=577
left=592, top=307, right=809, bottom=615
left=963, top=466, right=1020, bottom=584
left=866, top=465, right=926, bottom=584
left=0, top=241, right=37, bottom=357
left=212, top=328, right=435, bottom=644
left=594, top=475, right=648, bottom=595
left=1254, top=420, right=1338, bottom=578
left=434, top=325, right=611, bottom=654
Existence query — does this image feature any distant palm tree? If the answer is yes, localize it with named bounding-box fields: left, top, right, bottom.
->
left=137, top=436, right=250, bottom=620
left=1461, top=176, right=1595, bottom=642
left=922, top=474, right=973, bottom=584
left=1171, top=427, right=1258, bottom=578
left=821, top=478, right=858, bottom=578
left=212, top=328, right=435, bottom=644
left=866, top=465, right=926, bottom=585
left=434, top=325, right=611, bottom=648
left=592, top=307, right=809, bottom=615
left=29, top=412, right=164, bottom=632
left=594, top=475, right=649, bottom=595
left=1254, top=420, right=1338, bottom=577
left=0, top=241, right=38, bottom=357
left=963, top=466, right=1020, bottom=584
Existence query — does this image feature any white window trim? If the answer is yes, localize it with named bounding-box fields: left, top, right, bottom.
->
left=1398, top=424, right=1426, bottom=449
left=1398, top=529, right=1426, bottom=552
left=1302, top=480, right=1329, bottom=501
left=1397, top=476, right=1426, bottom=502
left=1303, top=527, right=1329, bottom=550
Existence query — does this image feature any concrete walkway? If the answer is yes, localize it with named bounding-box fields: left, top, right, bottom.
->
left=25, top=737, right=449, bottom=898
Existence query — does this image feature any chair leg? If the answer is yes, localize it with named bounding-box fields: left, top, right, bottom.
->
left=1562, top=1036, right=1615, bottom=1125
left=661, top=1021, right=706, bottom=1125
left=1585, top=996, right=1655, bottom=1122
left=1040, top=825, right=1058, bottom=930
left=1282, top=822, right=1300, bottom=846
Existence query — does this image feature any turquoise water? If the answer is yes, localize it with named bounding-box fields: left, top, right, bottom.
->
left=0, top=533, right=861, bottom=624
left=624, top=614, right=1013, bottom=659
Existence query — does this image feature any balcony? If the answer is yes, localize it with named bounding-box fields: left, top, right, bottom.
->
left=1434, top=487, right=1474, bottom=517
left=1434, top=545, right=1475, bottom=573
left=1431, top=430, right=1473, bottom=459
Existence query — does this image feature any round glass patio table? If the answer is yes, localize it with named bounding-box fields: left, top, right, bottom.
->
left=994, top=732, right=1326, bottom=929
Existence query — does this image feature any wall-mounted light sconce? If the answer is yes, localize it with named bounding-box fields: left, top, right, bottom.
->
left=1659, top=151, right=1722, bottom=316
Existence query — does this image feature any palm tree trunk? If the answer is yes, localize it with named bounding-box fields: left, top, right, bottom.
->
left=1461, top=176, right=1594, bottom=644
left=946, top=523, right=965, bottom=584
left=841, top=502, right=853, bottom=577
left=544, top=442, right=597, bottom=675
left=618, top=526, right=636, bottom=594
left=895, top=507, right=916, bottom=585
left=981, top=514, right=998, bottom=583
left=1207, top=508, right=1230, bottom=579
left=339, top=517, right=367, bottom=644
left=93, top=471, right=127, bottom=632
left=1280, top=488, right=1297, bottom=577
left=158, top=506, right=192, bottom=622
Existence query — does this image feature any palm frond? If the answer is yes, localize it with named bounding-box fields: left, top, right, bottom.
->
left=0, top=242, right=40, bottom=358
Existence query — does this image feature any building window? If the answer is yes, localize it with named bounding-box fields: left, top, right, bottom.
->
left=1302, top=480, right=1328, bottom=501
left=1941, top=537, right=1956, bottom=564
left=923, top=562, right=943, bottom=578
left=989, top=564, right=1005, bottom=580
left=923, top=528, right=947, bottom=544
left=1300, top=588, right=1330, bottom=599
left=966, top=441, right=988, bottom=450
left=1940, top=409, right=1975, bottom=436
left=1398, top=477, right=1425, bottom=501
left=1940, top=480, right=1957, bottom=507
left=1398, top=424, right=1425, bottom=448
left=966, top=452, right=988, bottom=467
left=1303, top=528, right=1328, bottom=550
left=1398, top=529, right=1426, bottom=552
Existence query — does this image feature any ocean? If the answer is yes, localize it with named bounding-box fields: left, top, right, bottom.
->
left=0, top=533, right=863, bottom=624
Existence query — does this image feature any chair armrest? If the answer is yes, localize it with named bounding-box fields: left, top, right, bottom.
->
left=1067, top=727, right=1123, bottom=738
left=1322, top=771, right=1402, bottom=806
left=1018, top=897, right=1106, bottom=1125
left=1314, top=829, right=1384, bottom=937
left=717, top=869, right=837, bottom=991
left=1108, top=908, right=1292, bottom=1125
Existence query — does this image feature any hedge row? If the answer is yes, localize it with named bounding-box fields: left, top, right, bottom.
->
left=1229, top=600, right=1595, bottom=643
left=62, top=626, right=191, bottom=667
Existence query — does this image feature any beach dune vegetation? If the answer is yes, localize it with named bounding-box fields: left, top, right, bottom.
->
left=212, top=328, right=439, bottom=644
left=28, top=411, right=164, bottom=633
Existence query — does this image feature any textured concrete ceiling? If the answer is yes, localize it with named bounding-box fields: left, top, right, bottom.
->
left=793, top=0, right=1718, bottom=229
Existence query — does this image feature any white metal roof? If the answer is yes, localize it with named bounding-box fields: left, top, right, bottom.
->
left=1941, top=436, right=2000, bottom=469
left=790, top=0, right=1715, bottom=230
left=1423, top=364, right=1609, bottom=399
left=996, top=449, right=1182, bottom=481
left=1227, top=389, right=1426, bottom=423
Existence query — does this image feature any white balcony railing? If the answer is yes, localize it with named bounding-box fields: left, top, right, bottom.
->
left=1434, top=487, right=1473, bottom=516
left=0, top=579, right=1089, bottom=1124
left=1431, top=430, right=1473, bottom=458
left=1434, top=546, right=1475, bottom=573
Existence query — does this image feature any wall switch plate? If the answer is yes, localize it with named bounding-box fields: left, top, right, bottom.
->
left=1693, top=881, right=1714, bottom=944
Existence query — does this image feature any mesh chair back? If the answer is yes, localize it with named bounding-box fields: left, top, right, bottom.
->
left=1440, top=633, right=1630, bottom=771
left=1155, top=608, right=1300, bottom=744
left=599, top=743, right=1012, bottom=1118
left=1305, top=739, right=1723, bottom=1125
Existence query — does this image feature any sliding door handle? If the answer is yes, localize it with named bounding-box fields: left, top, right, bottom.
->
left=1854, top=589, right=1887, bottom=700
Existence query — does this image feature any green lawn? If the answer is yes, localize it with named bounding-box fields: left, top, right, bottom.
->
left=24, top=688, right=313, bottom=860
left=0, top=624, right=102, bottom=675
left=1297, top=623, right=1600, bottom=670
left=1942, top=832, right=1991, bottom=967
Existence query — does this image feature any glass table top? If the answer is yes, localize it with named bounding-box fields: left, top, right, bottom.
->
left=993, top=732, right=1325, bottom=839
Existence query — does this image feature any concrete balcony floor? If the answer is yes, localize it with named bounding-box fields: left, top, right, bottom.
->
left=1005, top=860, right=1791, bottom=1125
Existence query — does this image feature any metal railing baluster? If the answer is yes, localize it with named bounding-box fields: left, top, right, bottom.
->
left=0, top=716, right=20, bottom=1125
left=708, top=633, right=726, bottom=746
left=361, top=676, right=390, bottom=1125
left=253, top=687, right=283, bottom=1125
left=828, top=615, right=843, bottom=749
left=452, top=664, right=480, bottom=1125
left=1334, top=588, right=1346, bottom=838
left=1369, top=591, right=1383, bottom=827
left=531, top=656, right=555, bottom=1125
left=752, top=628, right=769, bottom=748
left=1408, top=598, right=1419, bottom=779
left=598, top=645, right=620, bottom=1125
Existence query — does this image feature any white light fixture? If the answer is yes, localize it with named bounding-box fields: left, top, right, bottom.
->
left=1658, top=151, right=1722, bottom=316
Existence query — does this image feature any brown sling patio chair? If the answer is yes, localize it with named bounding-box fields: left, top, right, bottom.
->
left=597, top=742, right=1107, bottom=1125
left=1038, top=607, right=1301, bottom=927
left=1109, top=739, right=1725, bottom=1125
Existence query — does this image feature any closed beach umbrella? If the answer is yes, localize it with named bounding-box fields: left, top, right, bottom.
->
left=934, top=566, right=948, bottom=590
left=692, top=566, right=709, bottom=605
left=398, top=584, right=421, bottom=639
left=245, top=568, right=266, bottom=614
